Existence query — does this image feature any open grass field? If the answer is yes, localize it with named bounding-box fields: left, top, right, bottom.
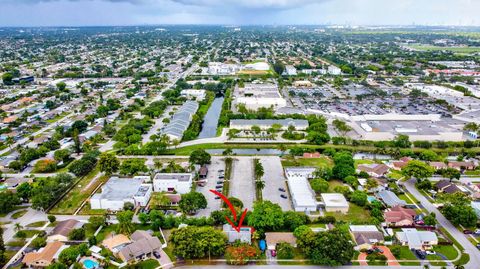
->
left=49, top=167, right=108, bottom=215
left=325, top=203, right=371, bottom=223
left=281, top=157, right=332, bottom=168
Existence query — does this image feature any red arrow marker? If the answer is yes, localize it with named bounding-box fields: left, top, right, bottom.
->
left=210, top=189, right=248, bottom=232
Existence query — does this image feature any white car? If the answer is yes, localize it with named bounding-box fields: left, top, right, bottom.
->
left=425, top=250, right=436, bottom=255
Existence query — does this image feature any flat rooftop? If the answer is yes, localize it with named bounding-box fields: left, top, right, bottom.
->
left=321, top=193, right=349, bottom=208
left=92, top=177, right=145, bottom=201
left=154, top=173, right=193, bottom=182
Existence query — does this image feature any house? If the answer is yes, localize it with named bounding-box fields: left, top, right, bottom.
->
left=321, top=193, right=349, bottom=213
left=384, top=206, right=417, bottom=227
left=118, top=230, right=162, bottom=262
left=349, top=225, right=384, bottom=250
left=448, top=161, right=476, bottom=171
left=376, top=190, right=407, bottom=207
left=22, top=241, right=66, bottom=268
left=265, top=232, right=297, bottom=250
left=302, top=152, right=321, bottom=158
left=47, top=219, right=83, bottom=242
left=153, top=173, right=193, bottom=194
left=435, top=180, right=462, bottom=194
left=102, top=234, right=131, bottom=253
left=79, top=130, right=98, bottom=142
left=396, top=228, right=438, bottom=250
left=3, top=115, right=18, bottom=124
left=223, top=224, right=252, bottom=244
left=90, top=177, right=152, bottom=211
left=429, top=162, right=447, bottom=170
left=357, top=163, right=390, bottom=178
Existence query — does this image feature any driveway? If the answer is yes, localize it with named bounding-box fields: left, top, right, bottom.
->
left=195, top=157, right=224, bottom=217
left=356, top=246, right=399, bottom=266
left=405, top=179, right=480, bottom=269
left=258, top=156, right=292, bottom=211
left=230, top=157, right=255, bottom=209
left=357, top=252, right=368, bottom=266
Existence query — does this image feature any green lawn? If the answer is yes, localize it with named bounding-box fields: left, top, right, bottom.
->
left=134, top=259, right=159, bottom=269
left=49, top=167, right=108, bottom=214
left=281, top=157, right=333, bottom=168
left=389, top=246, right=418, bottom=260
left=325, top=203, right=371, bottom=223
left=432, top=245, right=459, bottom=260
left=327, top=180, right=345, bottom=192
left=26, top=221, right=47, bottom=228
left=387, top=170, right=404, bottom=180
left=354, top=159, right=375, bottom=168
left=11, top=209, right=28, bottom=219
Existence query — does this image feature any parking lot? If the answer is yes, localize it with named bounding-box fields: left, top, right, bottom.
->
left=195, top=156, right=224, bottom=217
left=230, top=156, right=256, bottom=209
left=258, top=156, right=292, bottom=211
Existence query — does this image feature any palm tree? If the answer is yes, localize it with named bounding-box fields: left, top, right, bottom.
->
left=172, top=139, right=180, bottom=149
left=14, top=223, right=22, bottom=232
left=154, top=160, right=163, bottom=171
left=255, top=179, right=266, bottom=191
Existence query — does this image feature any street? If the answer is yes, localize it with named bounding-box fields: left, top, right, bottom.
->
left=405, top=179, right=480, bottom=269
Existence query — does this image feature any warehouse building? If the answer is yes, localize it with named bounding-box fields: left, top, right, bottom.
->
left=232, top=83, right=287, bottom=111
left=90, top=177, right=152, bottom=211
left=229, top=119, right=309, bottom=131
left=153, top=173, right=193, bottom=194
left=285, top=167, right=318, bottom=213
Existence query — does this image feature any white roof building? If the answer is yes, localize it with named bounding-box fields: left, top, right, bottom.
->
left=181, top=89, right=206, bottom=101
left=285, top=167, right=317, bottom=213
left=321, top=193, right=349, bottom=213
left=153, top=173, right=193, bottom=194
left=90, top=177, right=152, bottom=211
left=233, top=83, right=287, bottom=111
left=396, top=228, right=438, bottom=250
left=229, top=119, right=309, bottom=131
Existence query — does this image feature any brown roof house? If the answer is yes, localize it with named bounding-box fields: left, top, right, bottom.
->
left=47, top=219, right=83, bottom=242
left=448, top=161, right=476, bottom=171
left=349, top=225, right=384, bottom=250
left=22, top=241, right=66, bottom=268
left=265, top=232, right=297, bottom=250
left=357, top=163, right=390, bottom=178
left=102, top=234, right=131, bottom=253
left=429, top=162, right=447, bottom=170
left=435, top=180, right=462, bottom=194
left=384, top=205, right=417, bottom=227
left=118, top=230, right=162, bottom=263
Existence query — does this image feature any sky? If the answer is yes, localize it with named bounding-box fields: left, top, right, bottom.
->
left=0, top=0, right=478, bottom=27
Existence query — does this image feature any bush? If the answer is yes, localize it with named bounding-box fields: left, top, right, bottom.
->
left=31, top=236, right=47, bottom=248
left=34, top=159, right=58, bottom=173
left=277, top=242, right=295, bottom=259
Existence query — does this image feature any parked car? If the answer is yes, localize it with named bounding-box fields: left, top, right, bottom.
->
left=278, top=188, right=286, bottom=192
left=153, top=251, right=161, bottom=259
left=270, top=250, right=276, bottom=257
left=280, top=194, right=287, bottom=199
left=415, top=249, right=426, bottom=259
left=216, top=185, right=223, bottom=189
left=474, top=229, right=480, bottom=234
left=218, top=169, right=224, bottom=173
left=476, top=243, right=480, bottom=250
left=463, top=229, right=474, bottom=234
left=425, top=250, right=436, bottom=255
left=218, top=174, right=225, bottom=179
left=372, top=247, right=383, bottom=253
left=215, top=196, right=221, bottom=200
left=217, top=181, right=223, bottom=184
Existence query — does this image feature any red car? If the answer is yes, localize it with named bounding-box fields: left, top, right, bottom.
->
left=463, top=230, right=474, bottom=234
left=271, top=250, right=277, bottom=257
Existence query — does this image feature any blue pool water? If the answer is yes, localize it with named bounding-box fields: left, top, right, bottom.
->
left=367, top=196, right=378, bottom=203
left=83, top=259, right=99, bottom=269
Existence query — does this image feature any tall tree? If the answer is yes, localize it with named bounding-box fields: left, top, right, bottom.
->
left=98, top=152, right=120, bottom=175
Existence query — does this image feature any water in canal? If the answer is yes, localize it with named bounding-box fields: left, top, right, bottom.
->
left=198, top=97, right=224, bottom=139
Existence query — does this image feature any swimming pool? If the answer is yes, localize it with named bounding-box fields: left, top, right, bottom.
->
left=83, top=259, right=99, bottom=269
left=367, top=196, right=378, bottom=203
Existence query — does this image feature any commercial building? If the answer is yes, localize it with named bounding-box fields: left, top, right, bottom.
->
left=320, top=193, right=349, bottom=213
left=284, top=65, right=297, bottom=76
left=181, top=89, right=206, bottom=101
left=153, top=173, right=193, bottom=194
left=208, top=62, right=241, bottom=75
left=285, top=167, right=317, bottom=213
left=232, top=83, right=287, bottom=111
left=161, top=101, right=198, bottom=140
left=229, top=119, right=309, bottom=131
left=90, top=177, right=152, bottom=211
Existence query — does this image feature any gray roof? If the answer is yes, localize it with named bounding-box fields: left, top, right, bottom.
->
left=154, top=173, right=193, bottom=182
left=376, top=190, right=406, bottom=207
left=230, top=119, right=309, bottom=127
left=161, top=101, right=198, bottom=138
left=91, top=177, right=144, bottom=201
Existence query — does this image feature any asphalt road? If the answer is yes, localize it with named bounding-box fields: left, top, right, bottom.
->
left=405, top=179, right=480, bottom=269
